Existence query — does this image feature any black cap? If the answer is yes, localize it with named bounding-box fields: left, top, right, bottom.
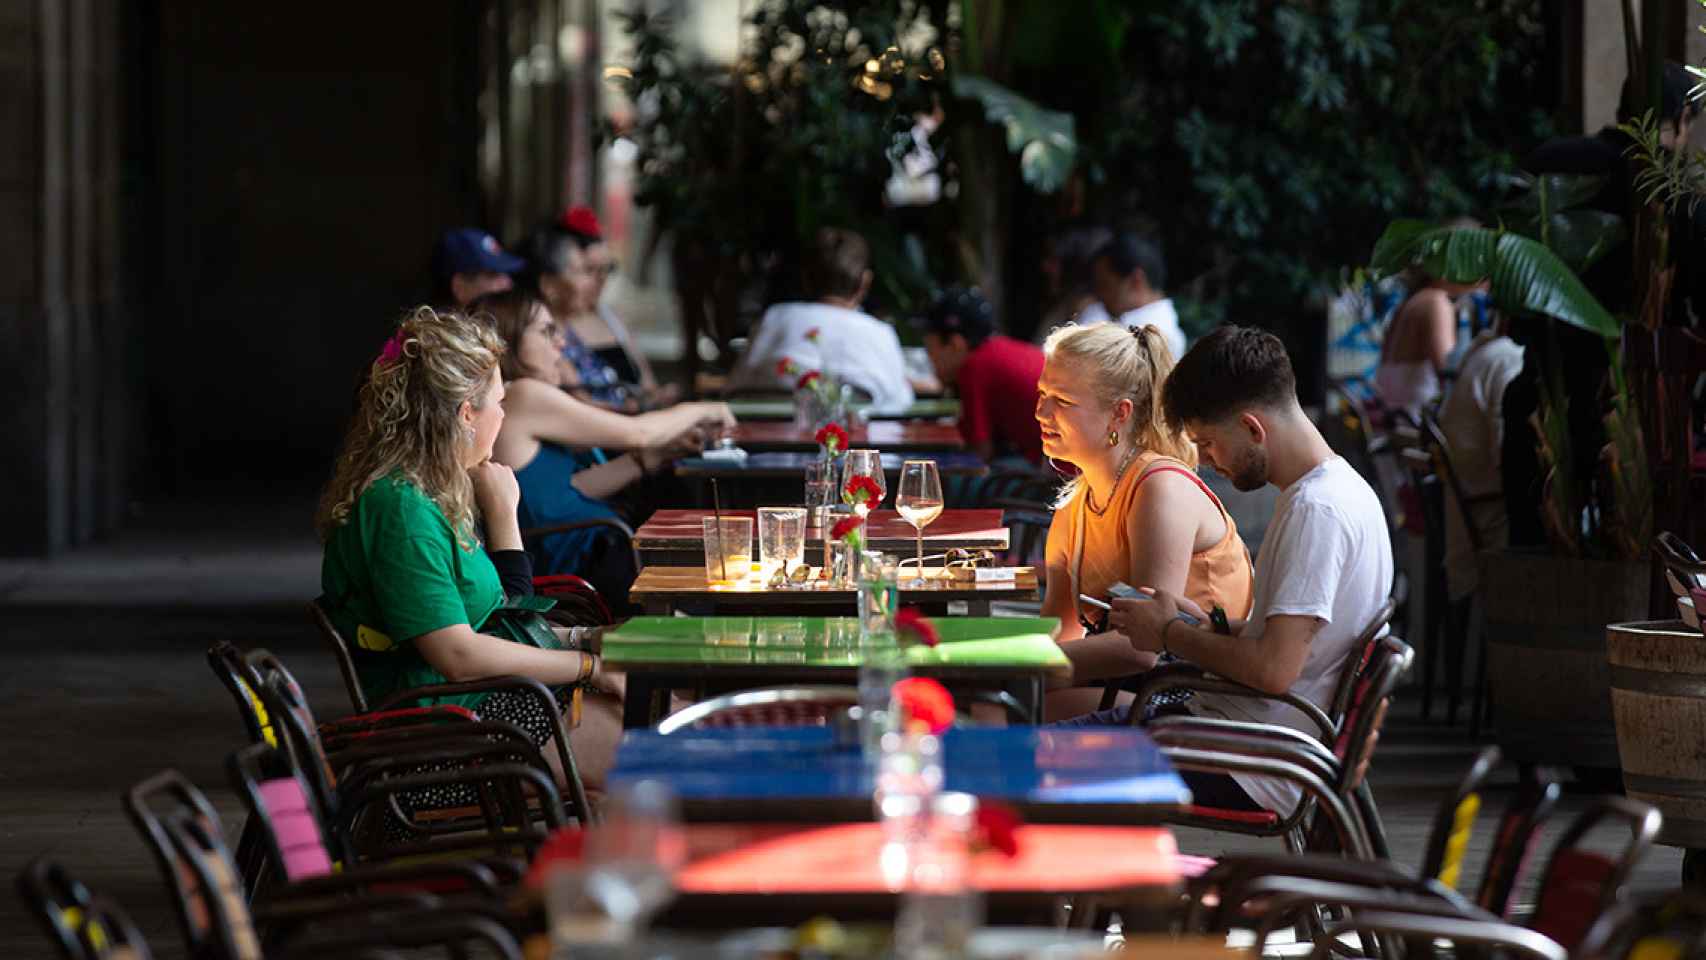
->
left=923, top=286, right=996, bottom=346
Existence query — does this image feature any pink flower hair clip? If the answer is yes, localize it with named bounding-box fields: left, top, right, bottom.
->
left=377, top=330, right=408, bottom=367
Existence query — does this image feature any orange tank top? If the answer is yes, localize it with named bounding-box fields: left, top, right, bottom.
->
left=1063, top=451, right=1254, bottom=623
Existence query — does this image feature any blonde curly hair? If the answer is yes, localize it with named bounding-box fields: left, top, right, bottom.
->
left=315, top=307, right=505, bottom=546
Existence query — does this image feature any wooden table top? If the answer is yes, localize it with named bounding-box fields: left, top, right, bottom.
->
left=634, top=508, right=1010, bottom=554
left=630, top=564, right=1038, bottom=606
left=731, top=420, right=965, bottom=452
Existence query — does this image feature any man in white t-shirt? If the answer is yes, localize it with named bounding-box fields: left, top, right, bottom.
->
left=1091, top=231, right=1188, bottom=361
left=729, top=228, right=918, bottom=412
left=1110, top=325, right=1394, bottom=814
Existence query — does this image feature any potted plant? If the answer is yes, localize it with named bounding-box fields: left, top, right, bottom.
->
left=1369, top=211, right=1642, bottom=780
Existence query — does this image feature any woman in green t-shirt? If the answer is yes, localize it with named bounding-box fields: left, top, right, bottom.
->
left=316, top=306, right=624, bottom=793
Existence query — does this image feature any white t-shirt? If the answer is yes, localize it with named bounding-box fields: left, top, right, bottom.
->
left=729, top=302, right=916, bottom=412
left=1190, top=456, right=1394, bottom=813
left=1113, top=298, right=1188, bottom=362
left=1437, top=333, right=1524, bottom=600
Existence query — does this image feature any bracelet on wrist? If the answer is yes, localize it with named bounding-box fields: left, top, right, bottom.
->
left=1161, top=617, right=1176, bottom=655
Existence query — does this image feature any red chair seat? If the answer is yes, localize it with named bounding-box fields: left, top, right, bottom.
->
left=1186, top=805, right=1280, bottom=826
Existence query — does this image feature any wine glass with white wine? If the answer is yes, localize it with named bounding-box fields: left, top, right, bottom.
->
left=895, top=459, right=944, bottom=588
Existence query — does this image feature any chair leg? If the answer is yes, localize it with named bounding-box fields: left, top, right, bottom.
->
left=1445, top=596, right=1470, bottom=727
left=1423, top=547, right=1446, bottom=723
left=1469, top=598, right=1491, bottom=738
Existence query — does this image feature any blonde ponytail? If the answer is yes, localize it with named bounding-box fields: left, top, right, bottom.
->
left=1042, top=322, right=1198, bottom=468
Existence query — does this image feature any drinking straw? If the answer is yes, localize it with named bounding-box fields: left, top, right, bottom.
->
left=711, top=478, right=728, bottom=582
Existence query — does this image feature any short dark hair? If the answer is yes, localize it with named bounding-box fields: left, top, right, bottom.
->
left=1663, top=62, right=1703, bottom=126
left=1162, top=325, right=1296, bottom=429
left=802, top=227, right=871, bottom=300
left=1093, top=231, right=1167, bottom=291
left=517, top=218, right=597, bottom=293
left=922, top=286, right=996, bottom=347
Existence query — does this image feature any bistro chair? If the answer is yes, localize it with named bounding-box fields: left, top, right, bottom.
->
left=226, top=740, right=523, bottom=897
left=16, top=858, right=154, bottom=960
left=124, top=770, right=522, bottom=960
left=1187, top=748, right=1564, bottom=951
left=1577, top=889, right=1706, bottom=960
left=657, top=685, right=1030, bottom=734
left=1144, top=635, right=1415, bottom=860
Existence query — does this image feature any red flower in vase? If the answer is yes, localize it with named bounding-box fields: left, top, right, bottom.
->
left=891, top=677, right=955, bottom=734
left=895, top=607, right=940, bottom=647
left=777, top=357, right=801, bottom=377
left=805, top=326, right=822, bottom=343
left=797, top=370, right=822, bottom=391
left=523, top=825, right=585, bottom=890
left=973, top=801, right=1022, bottom=858
left=814, top=422, right=849, bottom=455
left=843, top=474, right=883, bottom=510
left=829, top=514, right=865, bottom=542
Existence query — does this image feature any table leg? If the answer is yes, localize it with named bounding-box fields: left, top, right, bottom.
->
left=623, top=677, right=663, bottom=729
left=967, top=599, right=991, bottom=616
left=643, top=598, right=669, bottom=616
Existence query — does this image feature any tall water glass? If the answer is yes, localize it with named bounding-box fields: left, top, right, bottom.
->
left=757, top=507, right=806, bottom=582
left=803, top=458, right=835, bottom=529
left=701, top=516, right=752, bottom=583
left=583, top=779, right=686, bottom=942
left=842, top=449, right=886, bottom=513
left=895, top=459, right=944, bottom=588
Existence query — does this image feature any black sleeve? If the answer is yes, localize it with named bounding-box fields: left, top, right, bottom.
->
left=489, top=549, right=535, bottom=598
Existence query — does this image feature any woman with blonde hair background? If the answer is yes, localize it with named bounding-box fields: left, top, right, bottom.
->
left=316, top=306, right=623, bottom=800
left=1036, top=322, right=1254, bottom=720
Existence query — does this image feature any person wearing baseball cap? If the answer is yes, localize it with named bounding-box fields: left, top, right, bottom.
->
left=432, top=228, right=526, bottom=307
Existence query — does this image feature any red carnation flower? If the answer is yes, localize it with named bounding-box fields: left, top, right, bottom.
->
left=777, top=357, right=800, bottom=377
left=843, top=474, right=883, bottom=509
left=891, top=677, right=955, bottom=735
left=805, top=327, right=822, bottom=342
left=814, top=422, right=849, bottom=455
left=523, top=825, right=585, bottom=890
left=797, top=370, right=822, bottom=390
left=830, top=514, right=865, bottom=542
left=973, top=801, right=1022, bottom=858
left=558, top=206, right=603, bottom=240
left=895, top=607, right=940, bottom=648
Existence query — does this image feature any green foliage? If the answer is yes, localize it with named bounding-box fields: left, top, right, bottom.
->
left=1368, top=221, right=1619, bottom=338
left=1497, top=173, right=1627, bottom=274
left=1083, top=0, right=1553, bottom=325
left=949, top=75, right=1076, bottom=193
left=1619, top=111, right=1706, bottom=217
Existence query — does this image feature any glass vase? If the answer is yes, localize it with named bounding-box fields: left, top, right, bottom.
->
left=891, top=792, right=983, bottom=960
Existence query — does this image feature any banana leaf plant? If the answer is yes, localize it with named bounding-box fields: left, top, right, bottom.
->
left=1370, top=219, right=1648, bottom=559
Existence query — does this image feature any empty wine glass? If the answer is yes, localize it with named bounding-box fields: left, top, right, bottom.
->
left=583, top=780, right=686, bottom=943
left=895, top=460, right=944, bottom=588
left=843, top=449, right=886, bottom=514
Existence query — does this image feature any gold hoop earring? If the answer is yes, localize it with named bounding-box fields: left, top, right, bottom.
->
left=1106, top=430, right=1120, bottom=448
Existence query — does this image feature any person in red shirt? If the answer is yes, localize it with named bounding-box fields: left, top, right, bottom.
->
left=921, top=287, right=1046, bottom=465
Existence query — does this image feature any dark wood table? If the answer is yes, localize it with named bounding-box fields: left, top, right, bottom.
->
left=600, top=615, right=1071, bottom=728
left=731, top=420, right=965, bottom=452
left=675, top=451, right=988, bottom=481
left=627, top=565, right=1038, bottom=617
left=634, top=508, right=1010, bottom=568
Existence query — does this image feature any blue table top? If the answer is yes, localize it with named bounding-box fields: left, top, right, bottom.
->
left=609, top=726, right=1192, bottom=819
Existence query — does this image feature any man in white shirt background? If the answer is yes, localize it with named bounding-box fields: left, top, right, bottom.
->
left=1110, top=325, right=1395, bottom=815
left=1437, top=315, right=1523, bottom=604
left=729, top=227, right=922, bottom=412
left=1092, top=231, right=1188, bottom=361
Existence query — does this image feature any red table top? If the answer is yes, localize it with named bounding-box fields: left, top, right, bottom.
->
left=674, top=822, right=1179, bottom=895
left=634, top=508, right=1010, bottom=547
left=732, top=420, right=965, bottom=451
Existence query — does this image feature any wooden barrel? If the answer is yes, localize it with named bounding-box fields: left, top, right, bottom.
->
left=1480, top=551, right=1645, bottom=769
left=1608, top=619, right=1706, bottom=848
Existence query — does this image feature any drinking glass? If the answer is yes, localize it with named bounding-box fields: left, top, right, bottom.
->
left=842, top=449, right=886, bottom=513
left=895, top=460, right=944, bottom=588
left=757, top=507, right=806, bottom=582
left=803, top=459, right=835, bottom=529
left=583, top=779, right=686, bottom=942
left=701, top=516, right=752, bottom=583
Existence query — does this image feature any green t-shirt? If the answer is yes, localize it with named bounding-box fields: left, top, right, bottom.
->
left=321, top=472, right=504, bottom=709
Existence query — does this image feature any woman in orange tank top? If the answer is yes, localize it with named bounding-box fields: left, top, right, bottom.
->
left=1037, top=322, right=1254, bottom=720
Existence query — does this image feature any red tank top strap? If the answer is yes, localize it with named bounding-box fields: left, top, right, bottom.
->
left=1132, top=460, right=1229, bottom=519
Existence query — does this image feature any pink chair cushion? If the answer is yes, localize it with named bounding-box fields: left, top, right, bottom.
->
left=257, top=778, right=333, bottom=880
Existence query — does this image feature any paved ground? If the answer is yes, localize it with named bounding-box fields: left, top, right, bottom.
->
left=0, top=500, right=1683, bottom=958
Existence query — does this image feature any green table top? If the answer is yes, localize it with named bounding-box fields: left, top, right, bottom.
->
left=726, top=397, right=962, bottom=421
left=601, top=616, right=1070, bottom=677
